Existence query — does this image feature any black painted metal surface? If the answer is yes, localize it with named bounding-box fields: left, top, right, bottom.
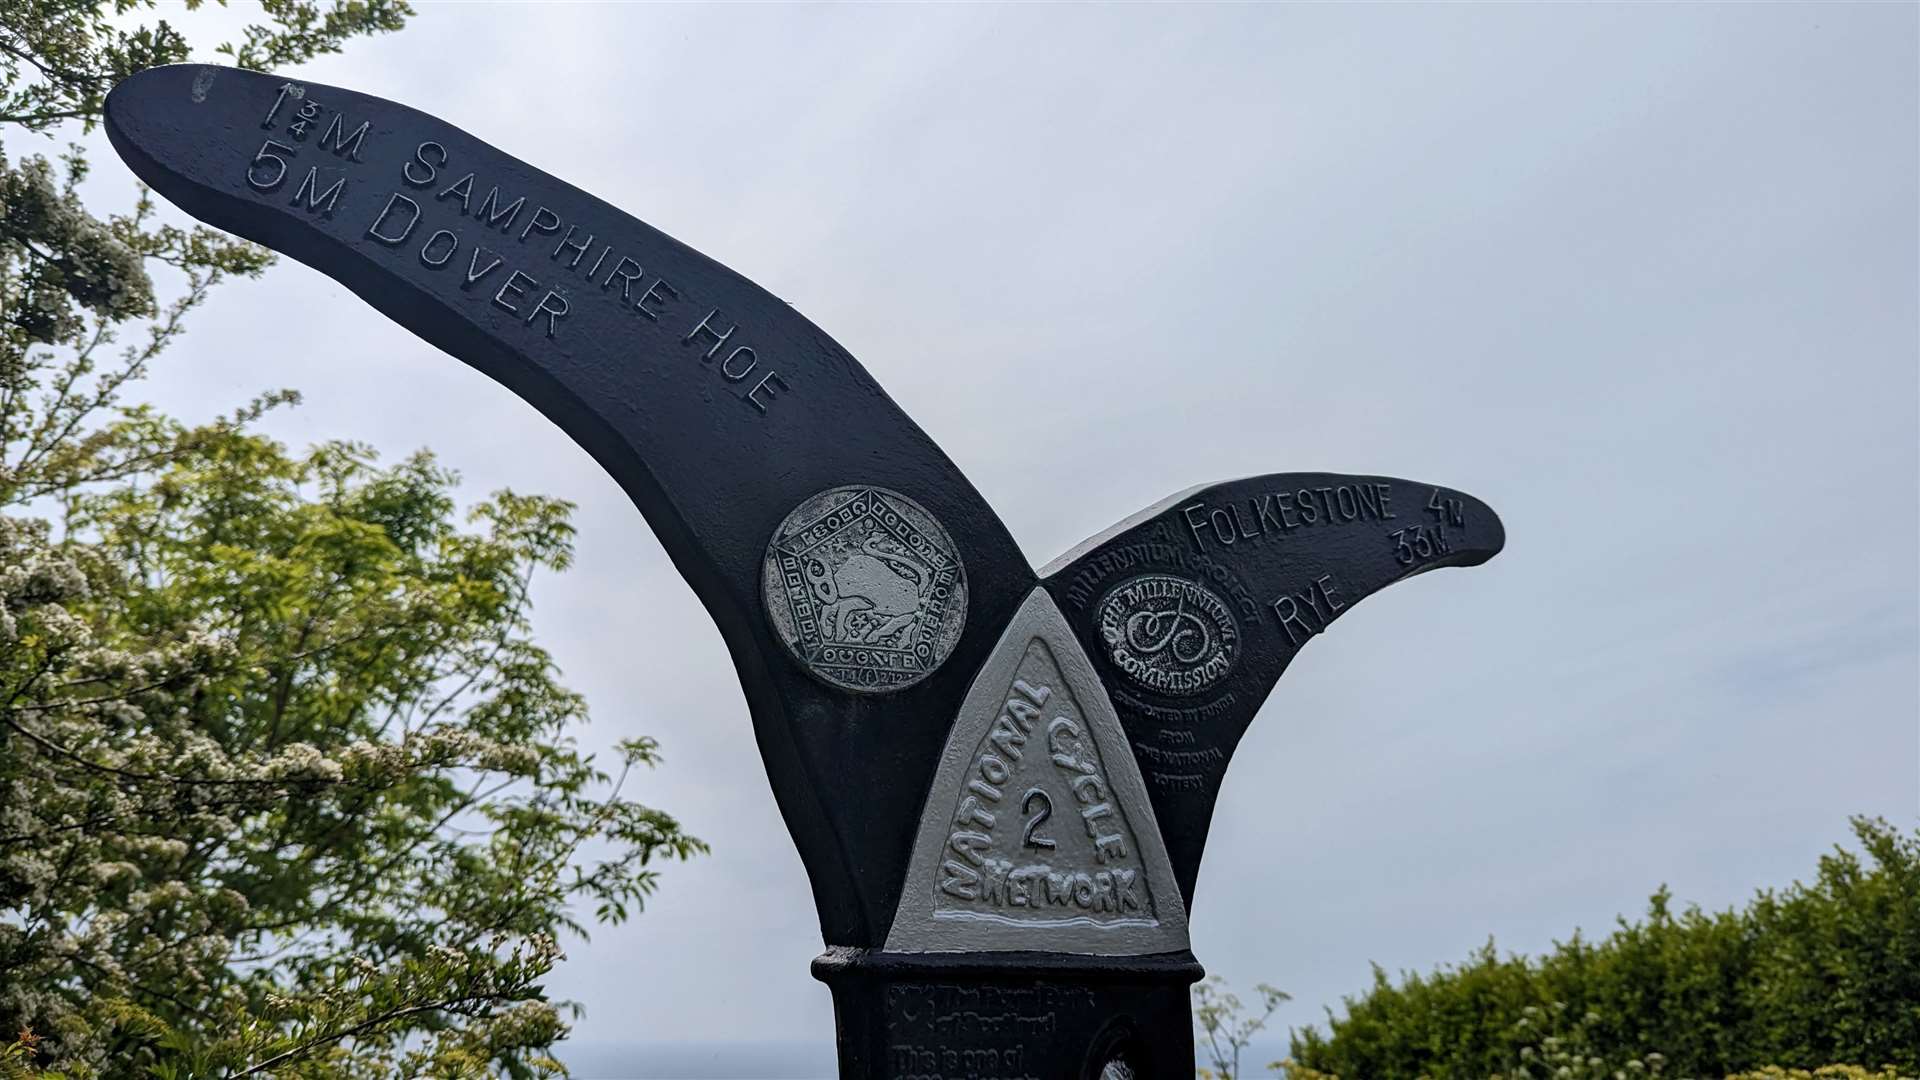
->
left=105, top=63, right=1037, bottom=951
left=1042, top=475, right=1503, bottom=908
left=106, top=63, right=1506, bottom=1079
left=813, top=949, right=1202, bottom=1079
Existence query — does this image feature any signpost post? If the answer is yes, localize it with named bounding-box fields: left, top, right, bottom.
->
left=107, top=63, right=1505, bottom=1078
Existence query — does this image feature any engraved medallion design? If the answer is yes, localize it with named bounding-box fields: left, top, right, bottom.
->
left=887, top=587, right=1188, bottom=955
left=1096, top=575, right=1240, bottom=697
left=762, top=486, right=967, bottom=694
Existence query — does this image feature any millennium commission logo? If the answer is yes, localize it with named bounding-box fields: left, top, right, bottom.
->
left=1096, top=574, right=1239, bottom=697
left=762, top=486, right=968, bottom=694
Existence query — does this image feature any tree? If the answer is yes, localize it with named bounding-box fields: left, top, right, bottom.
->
left=1284, top=818, right=1920, bottom=1080
left=1194, top=975, right=1290, bottom=1080
left=1, top=3, right=704, bottom=1075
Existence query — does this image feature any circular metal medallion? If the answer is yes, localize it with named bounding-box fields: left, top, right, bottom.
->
left=761, top=486, right=968, bottom=694
left=1096, top=574, right=1240, bottom=697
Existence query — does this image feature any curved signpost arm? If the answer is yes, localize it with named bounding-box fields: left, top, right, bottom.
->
left=107, top=62, right=1510, bottom=1080
left=106, top=63, right=1037, bottom=946
left=1042, top=473, right=1505, bottom=906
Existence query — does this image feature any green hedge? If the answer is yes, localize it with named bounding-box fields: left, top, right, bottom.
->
left=1287, top=818, right=1920, bottom=1078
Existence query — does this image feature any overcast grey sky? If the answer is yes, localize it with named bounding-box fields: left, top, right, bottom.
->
left=76, top=1, right=1918, bottom=1069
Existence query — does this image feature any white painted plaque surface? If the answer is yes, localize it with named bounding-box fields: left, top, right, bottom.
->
left=885, top=587, right=1189, bottom=955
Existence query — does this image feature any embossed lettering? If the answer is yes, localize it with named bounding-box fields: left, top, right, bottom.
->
left=718, top=346, right=758, bottom=382
left=949, top=829, right=991, bottom=867
left=1020, top=789, right=1054, bottom=850
left=1096, top=575, right=1239, bottom=696
left=988, top=717, right=1027, bottom=762
left=906, top=625, right=1170, bottom=940
left=1336, top=485, right=1359, bottom=521
left=600, top=255, right=643, bottom=301
left=1272, top=595, right=1315, bottom=645
left=1047, top=717, right=1087, bottom=773
left=1181, top=503, right=1209, bottom=551
left=1208, top=507, right=1236, bottom=545
left=492, top=269, right=534, bottom=314
left=1426, top=487, right=1463, bottom=526
left=289, top=166, right=344, bottom=217
left=955, top=795, right=996, bottom=830
left=745, top=370, right=788, bottom=414
left=246, top=139, right=297, bottom=191
left=635, top=278, right=676, bottom=321
left=1271, top=572, right=1347, bottom=646
left=1005, top=697, right=1041, bottom=731
left=1182, top=483, right=1401, bottom=552
left=365, top=192, right=419, bottom=245
left=318, top=113, right=370, bottom=161
left=1257, top=493, right=1286, bottom=534
left=1296, top=489, right=1319, bottom=524
left=436, top=171, right=474, bottom=210
left=967, top=778, right=1003, bottom=803
left=1357, top=483, right=1382, bottom=518
left=1318, top=573, right=1346, bottom=612
left=517, top=205, right=561, bottom=242
left=552, top=225, right=593, bottom=269
left=938, top=860, right=980, bottom=900
left=404, top=141, right=445, bottom=187
left=462, top=247, right=504, bottom=290
left=526, top=290, right=568, bottom=338
left=684, top=307, right=736, bottom=361
left=259, top=82, right=295, bottom=130
left=418, top=228, right=458, bottom=268
left=477, top=186, right=526, bottom=232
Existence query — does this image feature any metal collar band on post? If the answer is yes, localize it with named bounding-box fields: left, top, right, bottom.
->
left=107, top=64, right=1504, bottom=1079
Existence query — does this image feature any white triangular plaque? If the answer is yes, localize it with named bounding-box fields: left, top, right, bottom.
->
left=885, top=587, right=1189, bottom=954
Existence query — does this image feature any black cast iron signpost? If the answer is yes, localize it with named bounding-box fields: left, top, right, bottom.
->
left=107, top=65, right=1505, bottom=1079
